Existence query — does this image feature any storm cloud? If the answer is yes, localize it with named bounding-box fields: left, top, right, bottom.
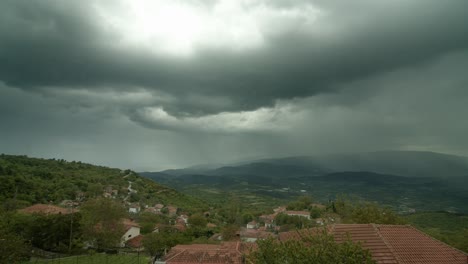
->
left=0, top=0, right=467, bottom=170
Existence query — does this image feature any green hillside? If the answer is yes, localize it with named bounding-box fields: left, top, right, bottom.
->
left=0, top=154, right=206, bottom=211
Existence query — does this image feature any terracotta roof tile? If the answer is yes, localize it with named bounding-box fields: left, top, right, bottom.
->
left=18, top=204, right=77, bottom=215
left=378, top=225, right=467, bottom=264
left=164, top=242, right=243, bottom=264
left=278, top=224, right=468, bottom=264
left=332, top=224, right=398, bottom=264
left=127, top=235, right=144, bottom=248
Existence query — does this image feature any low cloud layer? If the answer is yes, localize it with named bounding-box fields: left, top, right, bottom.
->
left=0, top=0, right=467, bottom=170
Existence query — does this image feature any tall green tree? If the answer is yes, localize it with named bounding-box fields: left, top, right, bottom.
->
left=80, top=198, right=126, bottom=249
left=188, top=214, right=207, bottom=228
left=0, top=210, right=31, bottom=263
left=248, top=229, right=376, bottom=264
left=142, top=232, right=187, bottom=259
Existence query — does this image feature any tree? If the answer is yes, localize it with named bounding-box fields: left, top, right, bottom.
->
left=247, top=229, right=376, bottom=264
left=331, top=196, right=405, bottom=225
left=142, top=232, right=186, bottom=259
left=80, top=198, right=126, bottom=249
left=351, top=203, right=405, bottom=225
left=221, top=224, right=238, bottom=241
left=287, top=196, right=313, bottom=210
left=188, top=214, right=207, bottom=228
left=0, top=210, right=31, bottom=262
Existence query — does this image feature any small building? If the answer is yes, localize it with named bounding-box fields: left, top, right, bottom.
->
left=157, top=242, right=243, bottom=264
left=154, top=203, right=164, bottom=212
left=278, top=224, right=468, bottom=264
left=246, top=220, right=259, bottom=229
left=240, top=228, right=275, bottom=242
left=129, top=203, right=141, bottom=213
left=274, top=206, right=286, bottom=213
left=285, top=210, right=311, bottom=220
left=166, top=205, right=178, bottom=216
left=264, top=219, right=274, bottom=228
left=121, top=219, right=141, bottom=247
left=315, top=218, right=324, bottom=226
left=178, top=214, right=189, bottom=224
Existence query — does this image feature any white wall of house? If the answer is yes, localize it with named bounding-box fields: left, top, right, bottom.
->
left=129, top=207, right=140, bottom=213
left=286, top=213, right=311, bottom=220
left=242, top=237, right=257, bottom=242
left=246, top=223, right=256, bottom=229
left=121, top=226, right=140, bottom=247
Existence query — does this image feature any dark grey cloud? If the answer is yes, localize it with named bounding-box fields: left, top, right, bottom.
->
left=0, top=0, right=467, bottom=117
left=1, top=0, right=468, bottom=170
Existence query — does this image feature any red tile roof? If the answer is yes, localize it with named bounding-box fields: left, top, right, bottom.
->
left=127, top=235, right=144, bottom=248
left=279, top=224, right=468, bottom=264
left=164, top=242, right=243, bottom=264
left=123, top=219, right=140, bottom=232
left=18, top=204, right=77, bottom=215
left=378, top=225, right=467, bottom=264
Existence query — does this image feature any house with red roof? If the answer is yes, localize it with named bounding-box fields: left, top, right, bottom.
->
left=156, top=242, right=243, bottom=264
left=126, top=235, right=144, bottom=249
left=18, top=204, right=77, bottom=215
left=285, top=210, right=311, bottom=220
left=279, top=224, right=468, bottom=264
left=121, top=219, right=141, bottom=247
left=246, top=220, right=258, bottom=229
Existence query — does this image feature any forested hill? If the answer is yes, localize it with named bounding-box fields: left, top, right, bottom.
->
left=0, top=154, right=207, bottom=211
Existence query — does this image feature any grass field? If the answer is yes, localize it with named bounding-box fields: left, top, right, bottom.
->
left=26, top=253, right=151, bottom=264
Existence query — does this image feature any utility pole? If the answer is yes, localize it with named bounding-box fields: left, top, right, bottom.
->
left=68, top=204, right=73, bottom=254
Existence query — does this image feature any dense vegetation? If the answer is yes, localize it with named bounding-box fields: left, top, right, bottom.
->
left=1, top=153, right=466, bottom=262
left=142, top=155, right=468, bottom=213
left=0, top=154, right=206, bottom=211
left=0, top=154, right=210, bottom=261
left=248, top=230, right=376, bottom=264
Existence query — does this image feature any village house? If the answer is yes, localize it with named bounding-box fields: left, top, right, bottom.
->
left=240, top=228, right=275, bottom=242
left=246, top=220, right=259, bottom=229
left=121, top=219, right=141, bottom=247
left=152, top=222, right=467, bottom=263
left=285, top=210, right=311, bottom=220
left=155, top=242, right=243, bottom=264
left=144, top=206, right=163, bottom=214
left=279, top=224, right=468, bottom=264
left=129, top=203, right=141, bottom=213
left=273, top=206, right=286, bottom=213
left=154, top=203, right=164, bottom=212
left=259, top=214, right=276, bottom=228
left=166, top=205, right=178, bottom=216
left=315, top=218, right=325, bottom=225
left=178, top=214, right=189, bottom=224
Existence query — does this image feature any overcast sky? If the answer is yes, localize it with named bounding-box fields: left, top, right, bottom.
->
left=1, top=0, right=467, bottom=171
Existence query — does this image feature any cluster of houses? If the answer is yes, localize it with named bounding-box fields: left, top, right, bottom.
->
left=16, top=201, right=468, bottom=263
left=238, top=204, right=332, bottom=242
left=153, top=223, right=468, bottom=264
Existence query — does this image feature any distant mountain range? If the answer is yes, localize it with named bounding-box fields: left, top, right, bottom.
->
left=140, top=151, right=468, bottom=213
left=154, top=151, right=468, bottom=178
